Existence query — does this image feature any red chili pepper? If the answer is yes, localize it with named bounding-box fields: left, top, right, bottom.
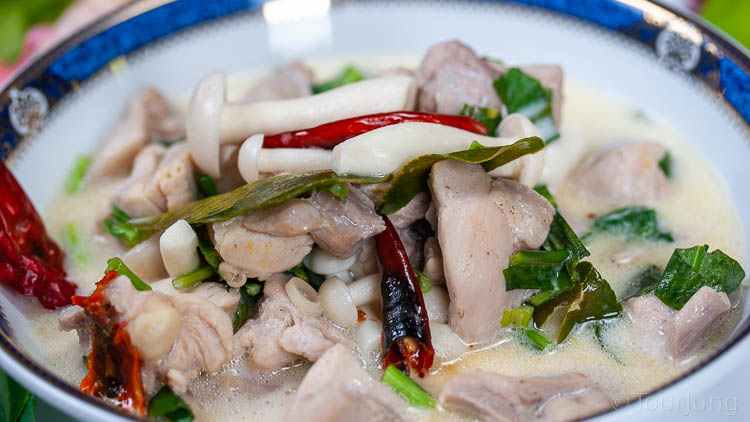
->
left=0, top=163, right=76, bottom=309
left=376, top=217, right=434, bottom=377
left=263, top=111, right=487, bottom=149
left=74, top=271, right=147, bottom=416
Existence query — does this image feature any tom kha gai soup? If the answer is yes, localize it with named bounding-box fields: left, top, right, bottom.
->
left=3, top=41, right=745, bottom=421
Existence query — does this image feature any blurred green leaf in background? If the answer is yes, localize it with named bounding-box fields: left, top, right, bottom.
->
left=0, top=368, right=36, bottom=422
left=702, top=0, right=750, bottom=50
left=0, top=0, right=73, bottom=64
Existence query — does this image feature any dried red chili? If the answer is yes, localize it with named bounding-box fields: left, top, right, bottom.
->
left=0, top=163, right=76, bottom=309
left=263, top=111, right=487, bottom=149
left=376, top=217, right=434, bottom=377
left=74, top=271, right=146, bottom=416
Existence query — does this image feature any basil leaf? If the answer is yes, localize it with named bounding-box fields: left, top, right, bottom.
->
left=655, top=245, right=745, bottom=310
left=148, top=386, right=194, bottom=422
left=130, top=171, right=384, bottom=244
left=106, top=257, right=151, bottom=291
left=586, top=207, right=673, bottom=242
left=459, top=104, right=502, bottom=136
left=493, top=68, right=558, bottom=143
left=313, top=65, right=365, bottom=94
left=378, top=137, right=544, bottom=215
left=504, top=249, right=572, bottom=292
left=233, top=282, right=263, bottom=333
left=557, top=262, right=622, bottom=342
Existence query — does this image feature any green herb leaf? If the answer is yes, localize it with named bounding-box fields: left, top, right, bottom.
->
left=501, top=305, right=534, bottom=328
left=493, top=68, right=558, bottom=143
left=521, top=328, right=552, bottom=351
left=382, top=365, right=436, bottom=408
left=504, top=249, right=572, bottom=292
left=130, top=171, right=384, bottom=245
left=233, top=282, right=263, bottom=333
left=534, top=185, right=589, bottom=266
left=106, top=257, right=151, bottom=291
left=586, top=207, right=673, bottom=242
left=460, top=104, right=502, bottom=136
left=593, top=322, right=623, bottom=365
left=658, top=152, right=672, bottom=179
left=621, top=265, right=663, bottom=301
left=312, top=65, right=365, bottom=94
left=103, top=206, right=141, bottom=247
left=62, top=223, right=87, bottom=268
left=64, top=155, right=92, bottom=194
left=288, top=263, right=326, bottom=290
left=557, top=262, right=622, bottom=342
left=148, top=385, right=194, bottom=422
left=702, top=0, right=750, bottom=50
left=319, top=182, right=349, bottom=201
left=196, top=174, right=218, bottom=197
left=416, top=271, right=432, bottom=294
left=172, top=266, right=215, bottom=290
left=198, top=239, right=221, bottom=270
left=0, top=0, right=73, bottom=64
left=0, top=368, right=37, bottom=422
left=378, top=137, right=544, bottom=215
left=654, top=245, right=745, bottom=310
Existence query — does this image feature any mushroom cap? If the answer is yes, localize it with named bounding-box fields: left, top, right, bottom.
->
left=319, top=277, right=357, bottom=327
left=237, top=134, right=264, bottom=183
left=187, top=72, right=225, bottom=178
left=285, top=276, right=322, bottom=317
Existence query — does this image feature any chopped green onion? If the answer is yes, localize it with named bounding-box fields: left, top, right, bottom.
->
left=288, top=263, right=325, bottom=290
left=416, top=271, right=432, bottom=294
left=468, top=140, right=486, bottom=150
left=62, top=223, right=87, bottom=267
left=148, top=385, right=194, bottom=422
left=172, top=266, right=215, bottom=290
left=521, top=328, right=551, bottom=351
left=197, top=174, right=218, bottom=197
left=103, top=206, right=141, bottom=247
left=312, top=65, right=365, bottom=94
left=106, top=257, right=151, bottom=291
left=233, top=282, right=263, bottom=333
left=198, top=239, right=221, bottom=270
left=64, top=155, right=92, bottom=194
left=382, top=365, right=436, bottom=408
left=319, top=182, right=349, bottom=201
left=501, top=305, right=534, bottom=328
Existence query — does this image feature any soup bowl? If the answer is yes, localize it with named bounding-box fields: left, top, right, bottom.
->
left=0, top=0, right=749, bottom=420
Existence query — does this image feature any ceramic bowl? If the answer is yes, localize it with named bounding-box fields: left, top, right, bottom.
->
left=1, top=1, right=749, bottom=420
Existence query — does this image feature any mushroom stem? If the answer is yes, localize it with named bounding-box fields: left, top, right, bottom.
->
left=237, top=134, right=333, bottom=183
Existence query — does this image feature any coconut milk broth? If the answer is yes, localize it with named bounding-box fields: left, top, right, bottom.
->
left=27, top=58, right=746, bottom=421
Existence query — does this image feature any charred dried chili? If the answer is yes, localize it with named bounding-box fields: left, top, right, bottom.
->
left=0, top=163, right=76, bottom=309
left=263, top=111, right=488, bottom=149
left=73, top=271, right=146, bottom=416
left=376, top=217, right=434, bottom=377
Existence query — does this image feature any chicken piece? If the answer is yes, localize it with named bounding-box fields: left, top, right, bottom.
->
left=429, top=161, right=513, bottom=343
left=235, top=276, right=349, bottom=370
left=538, top=389, right=613, bottom=421
left=151, top=143, right=197, bottom=212
left=240, top=61, right=314, bottom=102
left=285, top=344, right=405, bottom=422
left=121, top=234, right=166, bottom=281
left=309, top=187, right=386, bottom=258
left=568, top=142, right=669, bottom=209
left=241, top=199, right=324, bottom=237
left=522, top=65, right=564, bottom=126
left=212, top=217, right=313, bottom=280
left=417, top=40, right=502, bottom=115
left=215, top=145, right=246, bottom=193
left=624, top=287, right=731, bottom=361
left=439, top=371, right=611, bottom=422
left=489, top=178, right=555, bottom=251
left=113, top=144, right=166, bottom=217
left=389, top=192, right=431, bottom=229
left=88, top=88, right=183, bottom=179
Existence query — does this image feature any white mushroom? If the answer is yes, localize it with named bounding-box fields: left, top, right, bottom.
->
left=237, top=134, right=333, bottom=183
left=285, top=277, right=323, bottom=317
left=356, top=319, right=383, bottom=358
left=319, top=274, right=380, bottom=327
left=159, top=219, right=200, bottom=277
left=331, top=121, right=544, bottom=186
left=305, top=247, right=357, bottom=276
left=430, top=322, right=468, bottom=363
left=187, top=73, right=417, bottom=178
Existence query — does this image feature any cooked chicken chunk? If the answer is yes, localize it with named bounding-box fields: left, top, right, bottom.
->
left=389, top=192, right=431, bottom=229
left=241, top=199, right=324, bottom=237
left=439, top=371, right=611, bottom=422
left=624, top=287, right=731, bottom=361
left=285, top=344, right=406, bottom=422
left=417, top=40, right=502, bottom=115
left=240, top=61, right=314, bottom=102
left=308, top=187, right=386, bottom=258
left=121, top=234, right=166, bottom=281
left=568, top=142, right=669, bottom=209
left=490, top=178, right=555, bottom=251
left=88, top=88, right=183, bottom=179
left=211, top=217, right=313, bottom=280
